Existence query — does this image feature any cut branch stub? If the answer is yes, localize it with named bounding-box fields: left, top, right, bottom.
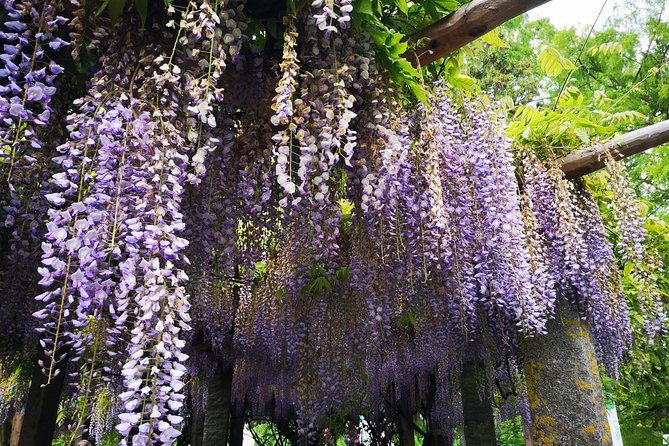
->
left=407, top=0, right=552, bottom=66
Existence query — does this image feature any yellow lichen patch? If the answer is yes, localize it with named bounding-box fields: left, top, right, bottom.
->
left=584, top=425, right=597, bottom=434
left=524, top=360, right=545, bottom=411
left=564, top=328, right=588, bottom=339
left=586, top=351, right=600, bottom=376
left=576, top=379, right=592, bottom=391
left=533, top=416, right=558, bottom=446
left=562, top=318, right=583, bottom=326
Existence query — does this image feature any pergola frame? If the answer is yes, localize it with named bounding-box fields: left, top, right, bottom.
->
left=406, top=0, right=669, bottom=173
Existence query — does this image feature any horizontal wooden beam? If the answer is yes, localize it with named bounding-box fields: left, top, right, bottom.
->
left=408, top=0, right=552, bottom=66
left=560, top=119, right=669, bottom=178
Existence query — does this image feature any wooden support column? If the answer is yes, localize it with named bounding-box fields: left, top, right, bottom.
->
left=229, top=403, right=245, bottom=446
left=397, top=412, right=415, bottom=446
left=460, top=360, right=497, bottom=446
left=9, top=409, right=23, bottom=446
left=189, top=393, right=206, bottom=446
left=396, top=383, right=416, bottom=446
left=18, top=349, right=69, bottom=446
left=521, top=299, right=612, bottom=446
left=423, top=372, right=450, bottom=446
left=202, top=365, right=234, bottom=445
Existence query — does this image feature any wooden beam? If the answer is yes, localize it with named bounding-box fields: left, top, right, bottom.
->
left=408, top=0, right=552, bottom=66
left=560, top=119, right=669, bottom=178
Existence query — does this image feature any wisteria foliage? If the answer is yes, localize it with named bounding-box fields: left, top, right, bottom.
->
left=0, top=1, right=664, bottom=444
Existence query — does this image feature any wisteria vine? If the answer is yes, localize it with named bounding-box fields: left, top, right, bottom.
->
left=0, top=1, right=664, bottom=444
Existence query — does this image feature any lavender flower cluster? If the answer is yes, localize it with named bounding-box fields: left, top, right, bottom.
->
left=0, top=0, right=67, bottom=162
left=311, top=0, right=352, bottom=37
left=522, top=153, right=634, bottom=375
left=0, top=1, right=655, bottom=443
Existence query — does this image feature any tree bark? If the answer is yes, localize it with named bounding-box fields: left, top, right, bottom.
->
left=18, top=349, right=69, bottom=446
left=407, top=0, right=552, bottom=66
left=460, top=360, right=497, bottom=446
left=202, top=365, right=234, bottom=445
left=423, top=371, right=450, bottom=446
left=189, top=391, right=206, bottom=446
left=397, top=412, right=415, bottom=446
left=229, top=403, right=245, bottom=446
left=560, top=119, right=669, bottom=178
left=521, top=299, right=612, bottom=446
left=0, top=416, right=9, bottom=446
left=9, top=409, right=23, bottom=446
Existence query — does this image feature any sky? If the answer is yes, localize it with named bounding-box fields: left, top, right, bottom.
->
left=528, top=0, right=669, bottom=29
left=527, top=0, right=618, bottom=29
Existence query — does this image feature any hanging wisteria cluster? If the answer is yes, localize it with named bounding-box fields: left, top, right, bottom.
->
left=0, top=0, right=664, bottom=444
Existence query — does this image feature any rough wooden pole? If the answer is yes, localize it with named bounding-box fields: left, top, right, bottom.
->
left=560, top=119, right=669, bottom=178
left=521, top=299, right=612, bottom=446
left=18, top=349, right=69, bottom=446
left=202, top=365, right=234, bottom=445
left=229, top=403, right=245, bottom=446
left=408, top=0, right=552, bottom=66
left=460, top=360, right=497, bottom=446
left=8, top=410, right=22, bottom=446
left=398, top=413, right=416, bottom=446
left=188, top=384, right=206, bottom=446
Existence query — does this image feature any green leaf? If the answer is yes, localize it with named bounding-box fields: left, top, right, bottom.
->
left=406, top=79, right=429, bottom=104
left=95, top=0, right=111, bottom=17
left=107, top=0, right=127, bottom=24
left=355, top=0, right=374, bottom=16
left=391, top=0, right=408, bottom=15
left=447, top=73, right=475, bottom=90
left=538, top=46, right=576, bottom=77
left=480, top=28, right=507, bottom=48
left=431, top=0, right=460, bottom=11
left=574, top=127, right=591, bottom=144
left=134, top=0, right=148, bottom=27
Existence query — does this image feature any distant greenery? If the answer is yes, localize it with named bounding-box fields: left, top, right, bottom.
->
left=463, top=1, right=669, bottom=444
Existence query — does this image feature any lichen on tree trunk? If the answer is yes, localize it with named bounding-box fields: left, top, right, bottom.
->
left=521, top=299, right=612, bottom=446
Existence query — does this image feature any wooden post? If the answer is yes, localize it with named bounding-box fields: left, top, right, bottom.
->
left=202, top=365, right=234, bottom=445
left=18, top=349, right=69, bottom=446
left=397, top=413, right=415, bottom=446
left=0, top=416, right=9, bottom=446
left=521, top=299, right=612, bottom=446
left=8, top=409, right=23, bottom=446
left=229, top=403, right=245, bottom=446
left=423, top=372, right=450, bottom=446
left=407, top=0, right=552, bottom=66
left=560, top=119, right=669, bottom=178
left=460, top=360, right=497, bottom=446
left=189, top=390, right=206, bottom=446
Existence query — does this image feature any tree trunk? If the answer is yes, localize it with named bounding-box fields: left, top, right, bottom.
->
left=189, top=390, right=206, bottom=446
left=397, top=412, right=415, bottom=446
left=9, top=409, right=23, bottom=446
left=229, top=403, right=245, bottom=446
left=202, top=365, right=233, bottom=445
left=521, top=299, right=612, bottom=446
left=18, top=350, right=69, bottom=446
left=460, top=360, right=497, bottom=446
left=0, top=416, right=9, bottom=446
left=423, top=372, right=450, bottom=446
